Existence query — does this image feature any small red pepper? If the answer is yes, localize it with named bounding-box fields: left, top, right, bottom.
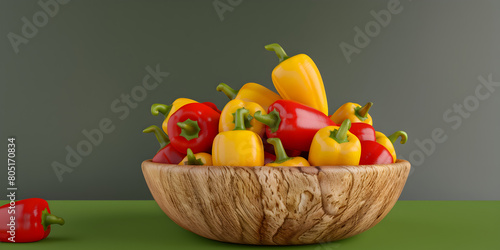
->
left=0, top=198, right=65, bottom=243
left=254, top=100, right=336, bottom=152
left=359, top=141, right=393, bottom=165
left=167, top=103, right=220, bottom=154
left=349, top=122, right=376, bottom=141
left=143, top=125, right=185, bottom=164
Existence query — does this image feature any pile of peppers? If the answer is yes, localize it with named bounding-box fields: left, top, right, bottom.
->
left=144, top=43, right=408, bottom=166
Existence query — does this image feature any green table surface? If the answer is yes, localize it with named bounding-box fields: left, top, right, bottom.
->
left=1, top=201, right=499, bottom=250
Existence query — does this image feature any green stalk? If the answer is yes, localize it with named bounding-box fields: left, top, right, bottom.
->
left=265, top=43, right=291, bottom=63
left=184, top=148, right=204, bottom=165
left=388, top=131, right=408, bottom=144
left=143, top=125, right=170, bottom=148
left=177, top=119, right=201, bottom=141
left=151, top=104, right=172, bottom=117
left=233, top=108, right=250, bottom=130
left=354, top=102, right=373, bottom=121
left=216, top=83, right=238, bottom=100
left=329, top=119, right=352, bottom=144
left=267, top=138, right=291, bottom=164
left=41, top=208, right=65, bottom=231
left=253, top=110, right=281, bottom=133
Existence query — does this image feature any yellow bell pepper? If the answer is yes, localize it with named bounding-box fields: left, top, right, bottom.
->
left=212, top=108, right=264, bottom=166
left=265, top=43, right=329, bottom=115
left=309, top=119, right=361, bottom=166
left=218, top=99, right=266, bottom=137
left=375, top=131, right=408, bottom=163
left=265, top=138, right=310, bottom=167
left=330, top=102, right=373, bottom=125
left=151, top=98, right=197, bottom=134
left=216, top=83, right=281, bottom=111
left=178, top=148, right=212, bottom=166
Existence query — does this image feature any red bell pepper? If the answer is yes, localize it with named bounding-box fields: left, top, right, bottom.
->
left=359, top=141, right=393, bottom=165
left=349, top=122, right=376, bottom=141
left=143, top=125, right=185, bottom=164
left=167, top=103, right=220, bottom=154
left=0, top=198, right=65, bottom=243
left=254, top=100, right=336, bottom=152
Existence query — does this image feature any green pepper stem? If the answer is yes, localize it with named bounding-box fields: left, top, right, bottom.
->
left=388, top=131, right=408, bottom=144
left=265, top=43, right=291, bottom=63
left=41, top=208, right=65, bottom=231
left=232, top=110, right=253, bottom=128
left=177, top=119, right=201, bottom=141
left=330, top=119, right=351, bottom=144
left=355, top=102, right=373, bottom=120
left=185, top=148, right=204, bottom=165
left=45, top=214, right=65, bottom=226
left=233, top=108, right=250, bottom=131
left=151, top=104, right=172, bottom=118
left=267, top=138, right=291, bottom=164
left=143, top=125, right=170, bottom=148
left=253, top=110, right=281, bottom=133
left=216, top=83, right=238, bottom=100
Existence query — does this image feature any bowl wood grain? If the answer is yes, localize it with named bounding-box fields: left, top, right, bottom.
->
left=142, top=160, right=410, bottom=245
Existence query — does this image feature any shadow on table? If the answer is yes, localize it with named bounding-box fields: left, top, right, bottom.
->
left=39, top=236, right=77, bottom=243
left=175, top=228, right=360, bottom=249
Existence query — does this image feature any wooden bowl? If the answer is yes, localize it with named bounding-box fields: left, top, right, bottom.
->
left=142, top=159, right=410, bottom=245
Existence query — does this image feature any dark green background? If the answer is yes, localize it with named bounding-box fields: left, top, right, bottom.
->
left=1, top=0, right=499, bottom=200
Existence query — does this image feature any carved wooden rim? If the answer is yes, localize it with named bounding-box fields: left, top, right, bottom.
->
left=142, top=159, right=410, bottom=170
